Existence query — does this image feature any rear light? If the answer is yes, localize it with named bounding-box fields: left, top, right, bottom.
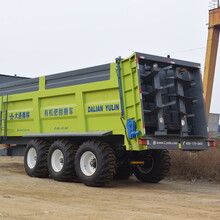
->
left=209, top=140, right=216, bottom=147
left=136, top=55, right=145, bottom=59
left=139, top=139, right=146, bottom=145
left=138, top=139, right=150, bottom=145
left=166, top=61, right=175, bottom=64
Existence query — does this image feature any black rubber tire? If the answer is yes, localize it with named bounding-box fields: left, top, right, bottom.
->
left=24, top=138, right=50, bottom=178
left=132, top=150, right=171, bottom=183
left=48, top=139, right=78, bottom=182
left=114, top=164, right=132, bottom=180
left=75, top=140, right=116, bottom=187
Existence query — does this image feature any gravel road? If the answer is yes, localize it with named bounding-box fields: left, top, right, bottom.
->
left=0, top=157, right=219, bottom=220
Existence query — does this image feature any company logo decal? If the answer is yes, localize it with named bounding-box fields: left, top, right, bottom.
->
left=88, top=104, right=120, bottom=113
left=44, top=107, right=74, bottom=117
left=9, top=112, right=30, bottom=120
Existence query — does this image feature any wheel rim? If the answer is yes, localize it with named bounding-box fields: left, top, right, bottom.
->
left=27, top=147, right=37, bottom=169
left=80, top=151, right=97, bottom=176
left=51, top=149, right=64, bottom=172
left=138, top=155, right=154, bottom=174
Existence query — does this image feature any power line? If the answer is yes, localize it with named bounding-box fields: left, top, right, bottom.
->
left=158, top=47, right=206, bottom=56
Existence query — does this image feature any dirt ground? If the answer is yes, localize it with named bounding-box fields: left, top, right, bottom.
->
left=0, top=157, right=219, bottom=220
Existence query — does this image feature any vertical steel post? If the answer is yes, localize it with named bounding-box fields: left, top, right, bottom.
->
left=203, top=8, right=220, bottom=120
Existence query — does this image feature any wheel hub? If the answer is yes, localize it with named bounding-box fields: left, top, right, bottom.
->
left=90, top=158, right=96, bottom=168
left=80, top=151, right=97, bottom=176
left=51, top=149, right=64, bottom=172
left=27, top=147, right=37, bottom=169
left=138, top=154, right=154, bottom=174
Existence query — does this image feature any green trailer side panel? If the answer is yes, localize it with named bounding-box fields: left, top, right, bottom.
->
left=2, top=63, right=144, bottom=149
left=40, top=93, right=77, bottom=132
left=120, top=54, right=146, bottom=150
left=7, top=98, right=34, bottom=135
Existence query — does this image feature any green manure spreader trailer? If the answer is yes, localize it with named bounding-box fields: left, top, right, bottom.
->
left=0, top=52, right=211, bottom=187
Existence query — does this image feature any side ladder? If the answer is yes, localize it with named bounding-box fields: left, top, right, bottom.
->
left=0, top=95, right=9, bottom=140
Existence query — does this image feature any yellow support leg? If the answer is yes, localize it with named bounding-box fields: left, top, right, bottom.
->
left=203, top=8, right=220, bottom=120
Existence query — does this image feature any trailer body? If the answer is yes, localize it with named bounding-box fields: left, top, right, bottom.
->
left=0, top=52, right=210, bottom=186
left=0, top=52, right=208, bottom=150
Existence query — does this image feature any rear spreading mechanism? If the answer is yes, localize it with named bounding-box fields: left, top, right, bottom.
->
left=138, top=56, right=198, bottom=136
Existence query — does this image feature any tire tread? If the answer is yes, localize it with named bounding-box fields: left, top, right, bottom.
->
left=24, top=138, right=50, bottom=178
left=133, top=149, right=171, bottom=183
left=75, top=140, right=116, bottom=187
left=48, top=139, right=78, bottom=182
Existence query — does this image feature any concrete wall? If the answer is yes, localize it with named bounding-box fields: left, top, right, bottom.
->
left=208, top=113, right=220, bottom=132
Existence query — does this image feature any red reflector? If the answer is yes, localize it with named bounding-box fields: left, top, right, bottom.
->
left=136, top=56, right=140, bottom=58
left=209, top=141, right=216, bottom=147
left=138, top=139, right=147, bottom=145
left=166, top=61, right=175, bottom=64
left=142, top=122, right=145, bottom=128
left=139, top=88, right=142, bottom=93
